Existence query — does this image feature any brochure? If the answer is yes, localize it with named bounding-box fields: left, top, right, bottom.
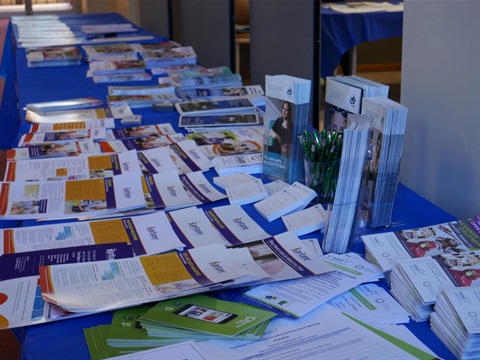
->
left=25, top=98, right=103, bottom=114
left=0, top=210, right=184, bottom=257
left=18, top=128, right=106, bottom=146
left=137, top=147, right=179, bottom=175
left=106, top=123, right=176, bottom=140
left=28, top=119, right=115, bottom=133
left=240, top=252, right=381, bottom=318
left=204, top=204, right=271, bottom=246
left=98, top=133, right=185, bottom=153
left=179, top=171, right=227, bottom=206
left=174, top=98, right=258, bottom=116
left=4, top=150, right=141, bottom=181
left=6, top=140, right=99, bottom=160
left=212, top=153, right=263, bottom=176
left=142, top=172, right=194, bottom=211
left=0, top=173, right=146, bottom=220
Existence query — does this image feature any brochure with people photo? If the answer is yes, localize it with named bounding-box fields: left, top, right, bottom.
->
left=262, top=75, right=311, bottom=183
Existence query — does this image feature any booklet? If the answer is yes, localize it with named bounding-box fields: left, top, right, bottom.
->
left=362, top=216, right=480, bottom=272
left=175, top=98, right=258, bottom=116
left=26, top=45, right=82, bottom=68
left=82, top=43, right=139, bottom=61
left=87, top=60, right=146, bottom=76
left=141, top=46, right=197, bottom=69
left=0, top=173, right=146, bottom=220
left=93, top=72, right=152, bottom=83
left=4, top=150, right=141, bottom=181
left=0, top=210, right=184, bottom=257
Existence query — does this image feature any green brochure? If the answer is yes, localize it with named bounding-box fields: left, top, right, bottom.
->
left=139, top=294, right=276, bottom=338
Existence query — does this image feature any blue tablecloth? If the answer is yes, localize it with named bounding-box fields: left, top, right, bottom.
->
left=0, top=11, right=457, bottom=360
left=321, top=6, right=403, bottom=78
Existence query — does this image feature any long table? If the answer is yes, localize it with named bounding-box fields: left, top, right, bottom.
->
left=1, top=12, right=457, bottom=360
left=321, top=4, right=403, bottom=78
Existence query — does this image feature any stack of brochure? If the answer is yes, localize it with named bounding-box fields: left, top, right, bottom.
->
left=0, top=173, right=146, bottom=221
left=429, top=287, right=480, bottom=360
left=322, top=113, right=372, bottom=254
left=323, top=75, right=389, bottom=131
left=36, top=232, right=333, bottom=313
left=212, top=153, right=263, bottom=176
left=107, top=82, right=176, bottom=96
left=254, top=182, right=316, bottom=222
left=107, top=93, right=182, bottom=109
left=140, top=46, right=197, bottom=69
left=359, top=96, right=408, bottom=228
left=179, top=112, right=262, bottom=133
left=184, top=126, right=264, bottom=159
left=180, top=84, right=265, bottom=107
left=175, top=98, right=258, bottom=117
left=361, top=216, right=480, bottom=272
left=138, top=294, right=276, bottom=340
left=389, top=250, right=480, bottom=322
left=262, top=74, right=312, bottom=184
left=169, top=66, right=243, bottom=98
left=26, top=45, right=82, bottom=68
left=106, top=123, right=176, bottom=140
left=84, top=294, right=276, bottom=357
left=24, top=107, right=113, bottom=124
left=82, top=43, right=140, bottom=62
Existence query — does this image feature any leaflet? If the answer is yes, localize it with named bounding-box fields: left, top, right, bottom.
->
left=98, top=133, right=185, bottom=153
left=169, top=140, right=213, bottom=173
left=241, top=252, right=383, bottom=318
left=38, top=244, right=251, bottom=312
left=0, top=173, right=146, bottom=220
left=179, top=171, right=227, bottom=206
left=4, top=150, right=140, bottom=181
left=106, top=123, right=176, bottom=140
left=166, top=206, right=227, bottom=249
left=6, top=140, right=99, bottom=160
left=18, top=128, right=106, bottom=146
left=204, top=204, right=270, bottom=246
left=137, top=147, right=179, bottom=174
left=142, top=172, right=193, bottom=211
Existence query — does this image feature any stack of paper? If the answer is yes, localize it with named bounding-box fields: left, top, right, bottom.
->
left=82, top=43, right=139, bottom=62
left=98, top=133, right=185, bottom=153
left=169, top=66, right=243, bottom=97
left=107, top=93, right=182, bottom=109
left=360, top=96, right=408, bottom=228
left=254, top=182, right=317, bottom=222
left=179, top=112, right=262, bottom=133
left=281, top=203, right=328, bottom=236
left=212, top=153, right=263, bottom=176
left=106, top=123, right=176, bottom=140
left=141, top=46, right=197, bottom=69
left=323, top=113, right=372, bottom=254
left=185, top=85, right=265, bottom=107
left=26, top=45, right=82, bottom=67
left=389, top=250, right=480, bottom=322
left=7, top=139, right=99, bottom=160
left=138, top=294, right=276, bottom=340
left=185, top=126, right=264, bottom=159
left=361, top=216, right=480, bottom=272
left=429, top=287, right=480, bottom=360
left=262, top=74, right=312, bottom=184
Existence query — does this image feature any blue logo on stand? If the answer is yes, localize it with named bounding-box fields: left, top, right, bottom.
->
left=349, top=95, right=356, bottom=106
left=286, top=87, right=293, bottom=97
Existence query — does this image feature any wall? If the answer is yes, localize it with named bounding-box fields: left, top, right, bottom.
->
left=400, top=0, right=480, bottom=219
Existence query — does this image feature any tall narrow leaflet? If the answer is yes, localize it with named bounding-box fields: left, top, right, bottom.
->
left=262, top=75, right=311, bottom=183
